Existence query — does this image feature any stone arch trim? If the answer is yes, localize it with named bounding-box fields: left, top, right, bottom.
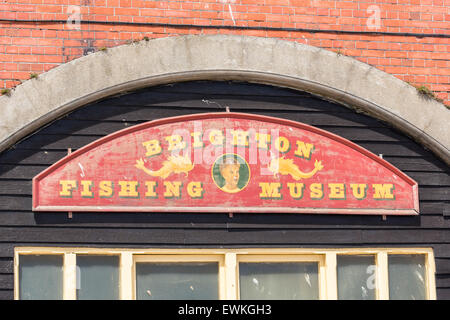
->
left=0, top=35, right=448, bottom=164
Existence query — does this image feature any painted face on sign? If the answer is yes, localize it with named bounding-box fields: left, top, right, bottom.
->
left=219, top=161, right=241, bottom=193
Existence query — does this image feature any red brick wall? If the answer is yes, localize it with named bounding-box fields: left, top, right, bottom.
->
left=1, top=0, right=449, bottom=105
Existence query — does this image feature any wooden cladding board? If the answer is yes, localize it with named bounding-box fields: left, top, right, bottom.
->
left=0, top=81, right=449, bottom=299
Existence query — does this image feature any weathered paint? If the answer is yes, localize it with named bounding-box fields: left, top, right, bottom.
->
left=32, top=113, right=419, bottom=215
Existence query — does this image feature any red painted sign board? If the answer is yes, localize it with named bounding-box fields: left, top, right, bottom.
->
left=32, top=113, right=419, bottom=215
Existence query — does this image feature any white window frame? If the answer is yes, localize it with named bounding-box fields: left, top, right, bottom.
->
left=14, top=247, right=436, bottom=300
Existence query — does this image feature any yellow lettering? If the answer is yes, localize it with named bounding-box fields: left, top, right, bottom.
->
left=187, top=181, right=203, bottom=199
left=310, top=183, right=324, bottom=200
left=165, top=135, right=186, bottom=151
left=259, top=182, right=282, bottom=199
left=294, top=141, right=315, bottom=160
left=287, top=182, right=305, bottom=199
left=99, top=181, right=113, bottom=198
left=209, top=130, right=224, bottom=146
left=80, top=180, right=94, bottom=198
left=230, top=130, right=249, bottom=147
left=191, top=131, right=204, bottom=148
left=328, top=183, right=346, bottom=199
left=275, top=136, right=290, bottom=153
left=144, top=181, right=157, bottom=198
left=163, top=181, right=183, bottom=198
left=59, top=180, right=77, bottom=197
left=118, top=181, right=139, bottom=198
left=142, top=139, right=162, bottom=157
left=255, top=132, right=271, bottom=149
left=373, top=184, right=395, bottom=200
left=350, top=184, right=367, bottom=200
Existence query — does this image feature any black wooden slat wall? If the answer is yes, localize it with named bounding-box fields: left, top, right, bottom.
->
left=0, top=81, right=448, bottom=300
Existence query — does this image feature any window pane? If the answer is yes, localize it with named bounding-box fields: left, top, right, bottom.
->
left=239, top=262, right=319, bottom=300
left=19, top=255, right=63, bottom=300
left=389, top=254, right=426, bottom=300
left=337, top=255, right=376, bottom=300
left=136, top=262, right=218, bottom=300
left=76, top=255, right=119, bottom=300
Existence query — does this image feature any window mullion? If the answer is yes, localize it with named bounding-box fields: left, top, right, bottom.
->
left=376, top=252, right=389, bottom=300
left=318, top=255, right=327, bottom=300
left=63, top=253, right=77, bottom=300
left=120, top=252, right=133, bottom=300
left=224, top=253, right=238, bottom=300
left=325, top=252, right=337, bottom=300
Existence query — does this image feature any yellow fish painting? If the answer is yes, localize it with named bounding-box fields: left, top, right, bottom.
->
left=135, top=155, right=194, bottom=179
left=268, top=156, right=324, bottom=180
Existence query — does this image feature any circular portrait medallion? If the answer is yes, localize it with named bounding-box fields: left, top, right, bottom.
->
left=211, top=154, right=250, bottom=194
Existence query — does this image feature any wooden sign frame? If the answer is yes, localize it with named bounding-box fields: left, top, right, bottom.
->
left=32, top=113, right=419, bottom=215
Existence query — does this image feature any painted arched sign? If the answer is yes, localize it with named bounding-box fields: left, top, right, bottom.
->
left=32, top=113, right=419, bottom=215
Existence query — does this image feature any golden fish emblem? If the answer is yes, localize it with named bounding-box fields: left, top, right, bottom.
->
left=268, top=156, right=323, bottom=180
left=135, top=155, right=194, bottom=179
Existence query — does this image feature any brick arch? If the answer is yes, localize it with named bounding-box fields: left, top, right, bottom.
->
left=0, top=35, right=448, bottom=164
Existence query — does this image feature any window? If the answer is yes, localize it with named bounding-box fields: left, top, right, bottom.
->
left=14, top=248, right=436, bottom=300
left=238, top=255, right=322, bottom=300
left=388, top=254, right=427, bottom=300
left=76, top=255, right=119, bottom=300
left=337, top=255, right=376, bottom=300
left=19, top=255, right=63, bottom=300
left=134, top=255, right=222, bottom=300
